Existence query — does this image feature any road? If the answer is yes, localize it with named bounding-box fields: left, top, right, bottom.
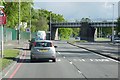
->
left=1, top=41, right=119, bottom=80
left=74, top=42, right=119, bottom=59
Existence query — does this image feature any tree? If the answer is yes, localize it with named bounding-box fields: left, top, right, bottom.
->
left=4, top=2, right=33, bottom=29
left=36, top=16, right=49, bottom=32
left=117, top=17, right=120, bottom=35
left=72, top=28, right=80, bottom=37
left=80, top=18, right=91, bottom=23
left=59, top=28, right=73, bottom=40
left=0, top=0, right=5, bottom=5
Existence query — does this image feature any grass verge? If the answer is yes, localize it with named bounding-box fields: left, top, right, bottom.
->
left=95, top=38, right=110, bottom=41
left=0, top=49, right=19, bottom=70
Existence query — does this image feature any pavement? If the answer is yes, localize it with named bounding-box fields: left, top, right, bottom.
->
left=67, top=41, right=120, bottom=61
left=0, top=40, right=28, bottom=56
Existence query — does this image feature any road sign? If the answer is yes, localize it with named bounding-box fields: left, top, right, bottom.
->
left=26, top=28, right=30, bottom=32
left=0, top=9, right=6, bottom=25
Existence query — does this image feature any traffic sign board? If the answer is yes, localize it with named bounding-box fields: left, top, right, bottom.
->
left=0, top=9, right=6, bottom=25
left=26, top=28, right=30, bottom=32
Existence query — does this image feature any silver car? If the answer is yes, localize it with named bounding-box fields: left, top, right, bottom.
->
left=113, top=37, right=120, bottom=43
left=30, top=40, right=57, bottom=62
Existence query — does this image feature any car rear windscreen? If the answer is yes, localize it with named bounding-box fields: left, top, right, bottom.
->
left=35, top=42, right=52, bottom=47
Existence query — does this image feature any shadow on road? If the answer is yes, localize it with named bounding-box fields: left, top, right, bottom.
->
left=17, top=58, right=55, bottom=63
left=22, top=48, right=30, bottom=51
left=14, top=48, right=30, bottom=51
left=4, top=57, right=19, bottom=62
left=14, top=48, right=23, bottom=50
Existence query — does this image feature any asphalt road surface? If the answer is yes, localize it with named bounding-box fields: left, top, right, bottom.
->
left=2, top=41, right=119, bottom=80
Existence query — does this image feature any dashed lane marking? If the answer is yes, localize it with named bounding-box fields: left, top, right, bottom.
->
left=82, top=59, right=85, bottom=62
left=69, top=61, right=73, bottom=64
left=57, top=59, right=61, bottom=62
left=71, top=59, right=111, bottom=62
left=90, top=59, right=93, bottom=61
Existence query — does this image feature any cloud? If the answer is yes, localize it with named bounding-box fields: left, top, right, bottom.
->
left=104, top=0, right=112, bottom=8
left=33, top=2, right=118, bottom=21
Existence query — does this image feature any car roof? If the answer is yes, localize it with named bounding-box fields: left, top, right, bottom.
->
left=35, top=40, right=53, bottom=43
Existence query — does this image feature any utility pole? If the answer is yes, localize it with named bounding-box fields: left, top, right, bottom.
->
left=112, top=3, right=114, bottom=42
left=49, top=11, right=52, bottom=40
left=18, top=0, right=21, bottom=44
left=30, top=3, right=31, bottom=40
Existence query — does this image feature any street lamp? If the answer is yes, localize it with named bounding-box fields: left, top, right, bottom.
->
left=49, top=11, right=52, bottom=40
left=29, top=3, right=31, bottom=40
left=18, top=0, right=21, bottom=44
left=112, top=3, right=114, bottom=42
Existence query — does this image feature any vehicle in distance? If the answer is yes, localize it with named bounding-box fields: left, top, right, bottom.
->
left=113, top=37, right=120, bottom=43
left=30, top=40, right=57, bottom=62
left=75, top=37, right=80, bottom=40
left=36, top=31, right=46, bottom=40
left=28, top=38, right=35, bottom=50
left=29, top=36, right=46, bottom=50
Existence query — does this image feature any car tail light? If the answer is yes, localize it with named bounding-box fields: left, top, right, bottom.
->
left=33, top=42, right=36, bottom=46
left=50, top=42, right=54, bottom=47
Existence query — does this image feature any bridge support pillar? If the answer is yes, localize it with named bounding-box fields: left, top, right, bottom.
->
left=94, top=28, right=97, bottom=40
left=80, top=22, right=96, bottom=42
left=51, top=27, right=58, bottom=40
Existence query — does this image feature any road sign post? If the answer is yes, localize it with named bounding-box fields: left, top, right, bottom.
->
left=0, top=6, right=6, bottom=58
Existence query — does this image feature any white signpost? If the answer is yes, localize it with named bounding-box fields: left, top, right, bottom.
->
left=26, top=28, right=30, bottom=32
left=0, top=6, right=6, bottom=58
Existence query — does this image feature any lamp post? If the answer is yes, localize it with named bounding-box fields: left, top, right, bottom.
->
left=49, top=11, right=52, bottom=40
left=112, top=3, right=114, bottom=42
left=18, top=0, right=20, bottom=44
left=29, top=3, right=31, bottom=40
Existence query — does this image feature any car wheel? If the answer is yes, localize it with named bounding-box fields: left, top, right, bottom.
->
left=52, top=58, right=56, bottom=62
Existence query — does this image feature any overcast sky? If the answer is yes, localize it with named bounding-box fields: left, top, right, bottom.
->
left=33, top=0, right=119, bottom=21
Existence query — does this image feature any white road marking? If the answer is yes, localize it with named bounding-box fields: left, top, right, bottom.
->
left=104, top=47, right=117, bottom=49
left=3, top=62, right=17, bottom=78
left=58, top=52, right=61, bottom=54
left=82, top=59, right=85, bottom=61
left=57, top=59, right=61, bottom=62
left=92, top=52, right=119, bottom=63
left=78, top=70, right=82, bottom=74
left=69, top=61, right=73, bottom=64
left=108, top=58, right=119, bottom=63
left=104, top=59, right=109, bottom=62
left=2, top=50, right=24, bottom=78
left=90, top=59, right=93, bottom=61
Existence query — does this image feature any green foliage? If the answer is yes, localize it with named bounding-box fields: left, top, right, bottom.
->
left=4, top=2, right=19, bottom=28
left=80, top=18, right=91, bottom=23
left=3, top=2, right=71, bottom=39
left=72, top=28, right=80, bottom=37
left=0, top=0, right=5, bottom=5
left=59, top=28, right=73, bottom=40
left=102, top=28, right=112, bottom=37
left=31, top=9, right=65, bottom=33
left=36, top=16, right=49, bottom=32
left=4, top=2, right=33, bottom=28
left=0, top=49, right=19, bottom=69
left=117, top=17, right=120, bottom=34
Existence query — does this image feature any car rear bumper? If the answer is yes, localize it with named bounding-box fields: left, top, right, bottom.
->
left=31, top=53, right=56, bottom=59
